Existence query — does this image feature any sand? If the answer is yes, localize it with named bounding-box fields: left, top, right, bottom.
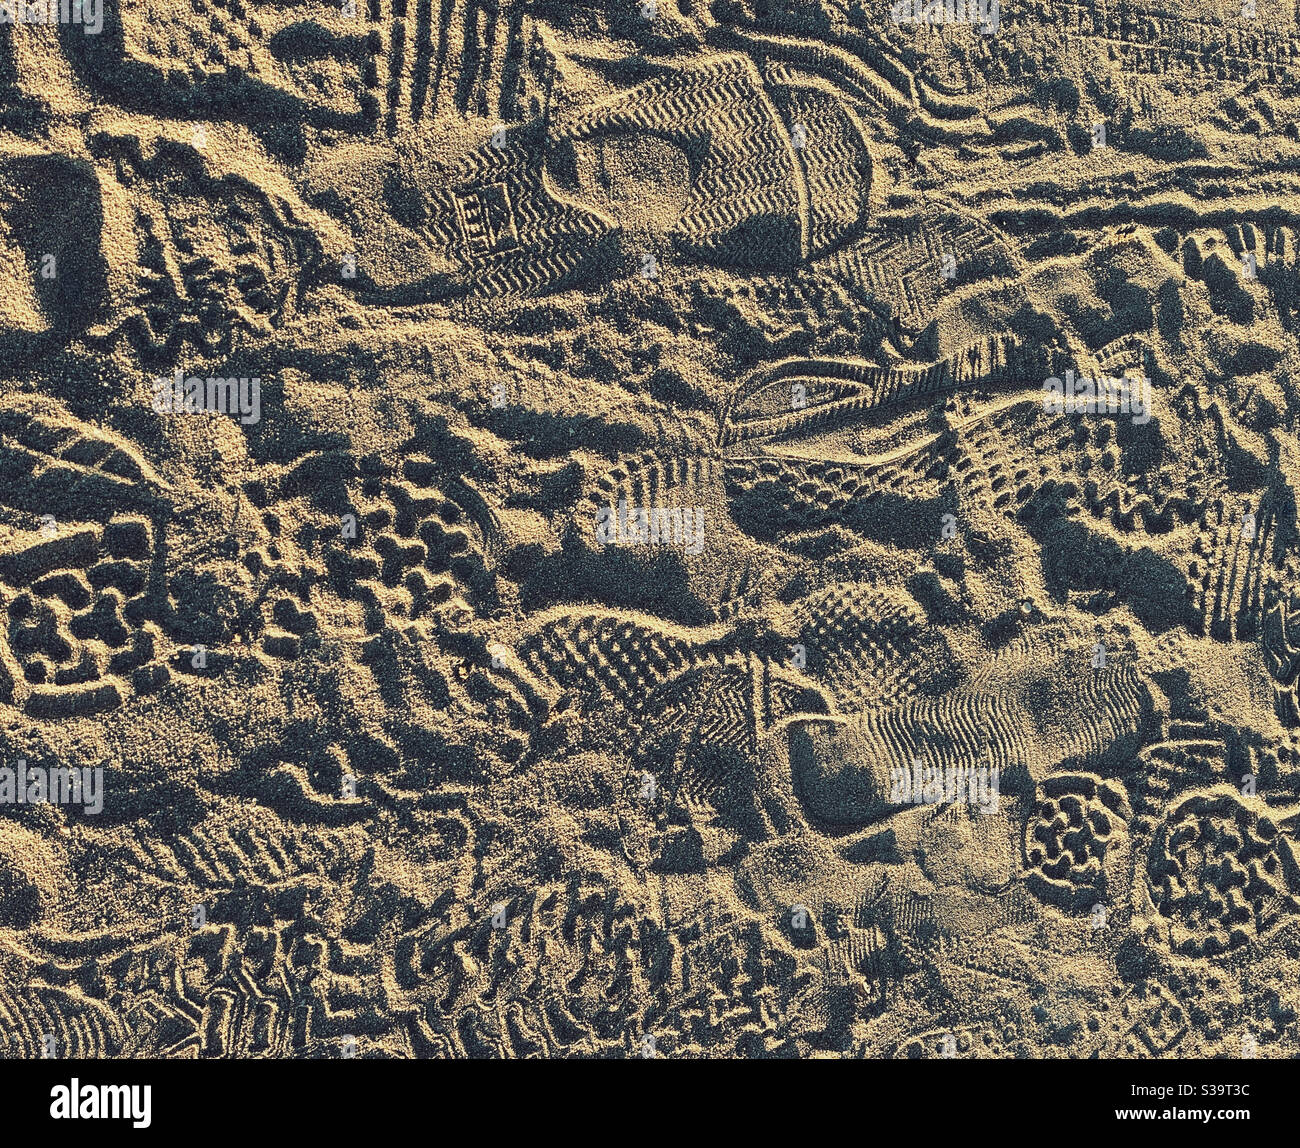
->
left=0, top=0, right=1298, bottom=1060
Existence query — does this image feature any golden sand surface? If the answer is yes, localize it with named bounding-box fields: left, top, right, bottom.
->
left=0, top=0, right=1298, bottom=1059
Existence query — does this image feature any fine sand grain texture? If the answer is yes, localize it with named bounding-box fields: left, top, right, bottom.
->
left=1, top=0, right=1300, bottom=1060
